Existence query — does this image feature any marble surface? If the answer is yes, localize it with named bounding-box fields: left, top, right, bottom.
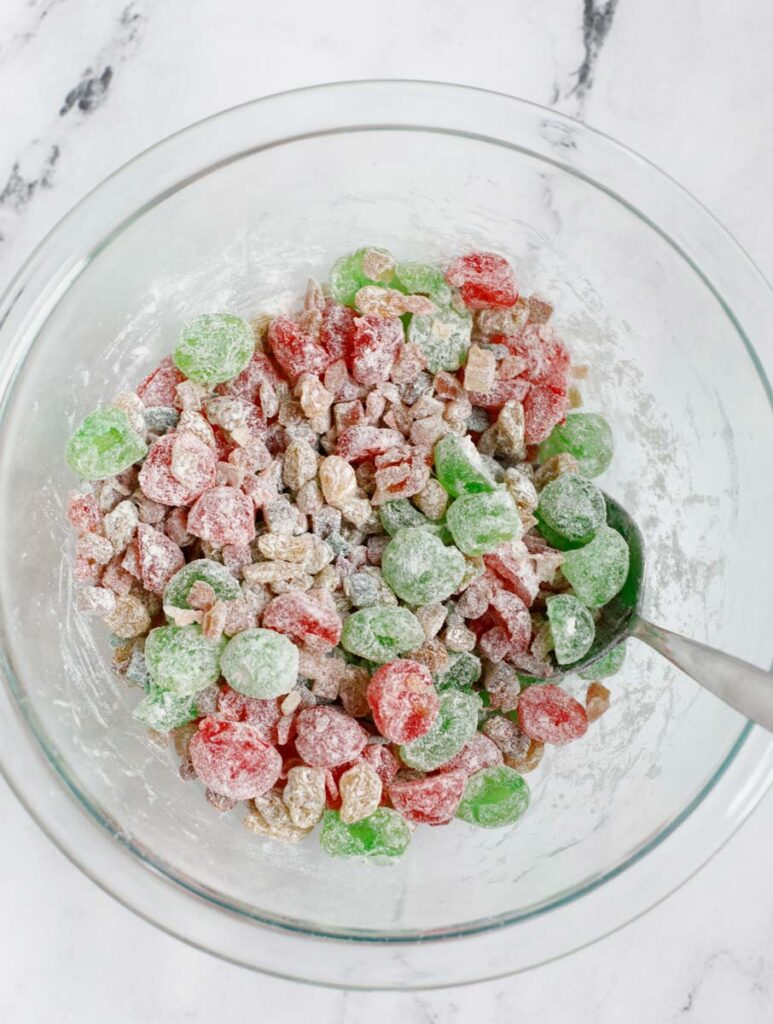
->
left=1, top=1, right=772, bottom=1020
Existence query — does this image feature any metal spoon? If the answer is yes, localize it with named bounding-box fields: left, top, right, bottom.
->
left=553, top=494, right=773, bottom=731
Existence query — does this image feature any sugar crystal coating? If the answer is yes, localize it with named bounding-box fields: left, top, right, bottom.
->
left=330, top=247, right=395, bottom=307
left=66, top=408, right=147, bottom=481
left=283, top=765, right=327, bottom=829
left=338, top=761, right=382, bottom=824
left=546, top=594, right=595, bottom=665
left=434, top=651, right=482, bottom=689
left=347, top=315, right=403, bottom=385
left=139, top=432, right=216, bottom=506
left=190, top=717, right=281, bottom=799
left=446, top=490, right=522, bottom=556
left=174, top=314, right=255, bottom=385
left=536, top=474, right=606, bottom=550
left=136, top=522, right=184, bottom=595
left=63, top=246, right=631, bottom=860
left=408, top=305, right=472, bottom=373
left=399, top=688, right=481, bottom=771
left=444, top=731, right=504, bottom=775
left=456, top=765, right=530, bottom=827
left=446, top=252, right=518, bottom=310
left=187, top=486, right=256, bottom=547
left=561, top=524, right=630, bottom=607
left=379, top=498, right=442, bottom=539
left=538, top=412, right=613, bottom=478
left=164, top=558, right=241, bottom=609
left=145, top=624, right=226, bottom=695
left=341, top=605, right=424, bottom=664
left=517, top=683, right=588, bottom=744
left=217, top=686, right=281, bottom=742
left=262, top=590, right=342, bottom=652
left=389, top=770, right=467, bottom=825
left=367, top=658, right=439, bottom=743
left=394, top=261, right=452, bottom=304
left=220, top=628, right=299, bottom=698
left=133, top=688, right=199, bottom=732
left=319, top=807, right=411, bottom=860
left=434, top=433, right=497, bottom=497
left=381, top=527, right=465, bottom=605
left=294, top=706, right=368, bottom=767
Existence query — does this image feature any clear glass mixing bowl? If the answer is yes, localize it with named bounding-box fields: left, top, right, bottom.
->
left=0, top=82, right=772, bottom=989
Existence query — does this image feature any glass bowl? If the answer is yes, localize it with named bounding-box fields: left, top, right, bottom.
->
left=0, top=81, right=772, bottom=990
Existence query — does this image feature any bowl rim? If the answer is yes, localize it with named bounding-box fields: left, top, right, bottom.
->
left=0, top=79, right=772, bottom=986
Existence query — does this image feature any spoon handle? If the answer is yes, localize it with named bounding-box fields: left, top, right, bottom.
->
left=633, top=617, right=773, bottom=731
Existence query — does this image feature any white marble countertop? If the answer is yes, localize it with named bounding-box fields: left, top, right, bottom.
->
left=1, top=1, right=772, bottom=1021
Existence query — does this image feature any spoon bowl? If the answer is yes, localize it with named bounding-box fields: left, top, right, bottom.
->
left=558, top=492, right=646, bottom=676
left=553, top=493, right=773, bottom=731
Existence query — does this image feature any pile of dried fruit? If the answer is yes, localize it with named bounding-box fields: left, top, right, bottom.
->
left=65, top=247, right=627, bottom=860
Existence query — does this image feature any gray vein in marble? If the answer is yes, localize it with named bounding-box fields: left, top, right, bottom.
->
left=60, top=65, right=113, bottom=115
left=59, top=3, right=142, bottom=116
left=0, top=143, right=59, bottom=240
left=677, top=949, right=772, bottom=1017
left=0, top=2, right=145, bottom=246
left=0, top=0, right=69, bottom=61
left=0, top=144, right=59, bottom=212
left=567, top=0, right=620, bottom=111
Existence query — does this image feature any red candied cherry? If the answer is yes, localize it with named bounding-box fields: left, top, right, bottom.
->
left=367, top=659, right=440, bottom=744
left=517, top=683, right=588, bottom=745
left=388, top=770, right=467, bottom=825
left=189, top=717, right=282, bottom=800
left=294, top=706, right=368, bottom=768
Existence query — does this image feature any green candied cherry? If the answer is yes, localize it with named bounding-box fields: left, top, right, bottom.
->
left=456, top=765, right=531, bottom=828
left=319, top=807, right=411, bottom=860
left=561, top=525, right=630, bottom=607
left=132, top=688, right=199, bottom=732
left=220, top=627, right=299, bottom=699
left=66, top=407, right=147, bottom=481
left=400, top=689, right=481, bottom=771
left=394, top=261, right=452, bottom=305
left=446, top=489, right=522, bottom=557
left=407, top=305, right=472, bottom=373
left=434, top=651, right=482, bottom=689
left=163, top=558, right=241, bottom=610
left=341, top=606, right=424, bottom=664
left=434, top=433, right=497, bottom=498
left=539, top=413, right=613, bottom=478
left=173, top=313, right=254, bottom=385
left=535, top=473, right=606, bottom=550
left=381, top=527, right=465, bottom=605
left=546, top=594, right=595, bottom=666
left=145, top=624, right=226, bottom=695
left=329, top=247, right=397, bottom=307
left=578, top=642, right=626, bottom=680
